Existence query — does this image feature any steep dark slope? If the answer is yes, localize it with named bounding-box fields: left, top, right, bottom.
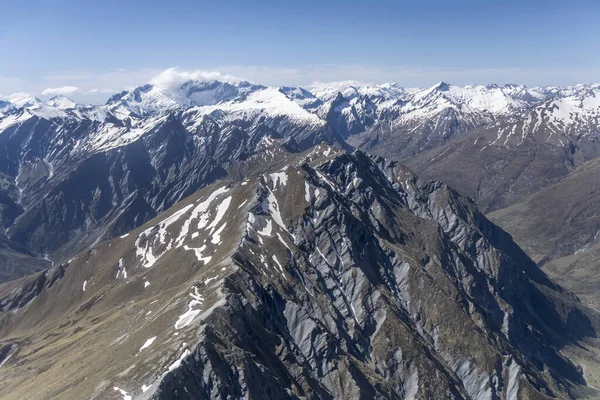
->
left=0, top=143, right=598, bottom=399
left=0, top=237, right=51, bottom=282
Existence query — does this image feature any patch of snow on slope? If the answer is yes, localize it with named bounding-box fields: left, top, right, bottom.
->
left=176, top=186, right=230, bottom=246
left=207, top=195, right=232, bottom=232
left=174, top=286, right=204, bottom=329
left=183, top=244, right=212, bottom=264
left=266, top=190, right=288, bottom=232
left=136, top=184, right=231, bottom=269
left=116, top=258, right=128, bottom=279
left=168, top=349, right=192, bottom=372
left=211, top=223, right=227, bottom=244
left=139, top=336, right=157, bottom=352
left=272, top=255, right=286, bottom=278
left=257, top=219, right=273, bottom=237
left=113, top=387, right=132, bottom=400
left=270, top=169, right=288, bottom=189
left=304, top=182, right=312, bottom=203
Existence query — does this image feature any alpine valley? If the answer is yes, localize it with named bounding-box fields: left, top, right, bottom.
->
left=1, top=76, right=600, bottom=399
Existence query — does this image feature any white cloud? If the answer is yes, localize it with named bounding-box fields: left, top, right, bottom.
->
left=41, top=86, right=80, bottom=96
left=148, top=67, right=238, bottom=89
left=306, top=79, right=370, bottom=88
left=85, top=88, right=116, bottom=94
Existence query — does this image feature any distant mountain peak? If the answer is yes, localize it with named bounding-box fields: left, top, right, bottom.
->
left=5, top=93, right=42, bottom=109
left=46, top=95, right=77, bottom=110
left=432, top=81, right=451, bottom=91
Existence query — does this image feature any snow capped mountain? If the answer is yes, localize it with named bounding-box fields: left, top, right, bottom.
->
left=309, top=81, right=415, bottom=102
left=4, top=92, right=42, bottom=108
left=277, top=86, right=322, bottom=108
left=105, top=79, right=265, bottom=118
left=184, top=86, right=326, bottom=127
left=471, top=84, right=600, bottom=149
left=403, top=83, right=600, bottom=221
left=411, top=81, right=546, bottom=115
left=46, top=95, right=77, bottom=110
left=1, top=78, right=598, bottom=169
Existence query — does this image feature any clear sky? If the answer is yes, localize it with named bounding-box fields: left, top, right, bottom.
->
left=1, top=0, right=599, bottom=102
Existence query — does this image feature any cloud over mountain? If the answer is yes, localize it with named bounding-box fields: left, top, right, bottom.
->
left=41, top=86, right=80, bottom=95
left=148, top=67, right=238, bottom=90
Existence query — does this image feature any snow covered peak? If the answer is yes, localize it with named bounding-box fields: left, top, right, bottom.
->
left=5, top=93, right=42, bottom=109
left=184, top=86, right=325, bottom=127
left=431, top=81, right=451, bottom=91
left=530, top=86, right=600, bottom=131
left=106, top=79, right=265, bottom=118
left=46, top=95, right=77, bottom=110
left=409, top=82, right=549, bottom=116
left=277, top=86, right=322, bottom=108
left=181, top=79, right=264, bottom=105
left=309, top=81, right=412, bottom=102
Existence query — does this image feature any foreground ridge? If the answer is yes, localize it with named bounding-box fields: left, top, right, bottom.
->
left=0, top=142, right=598, bottom=399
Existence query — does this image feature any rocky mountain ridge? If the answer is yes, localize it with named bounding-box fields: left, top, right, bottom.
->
left=1, top=143, right=599, bottom=399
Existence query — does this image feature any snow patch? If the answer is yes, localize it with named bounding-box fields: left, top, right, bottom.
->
left=269, top=169, right=288, bottom=189
left=113, top=387, right=132, bottom=400
left=168, top=349, right=192, bottom=372
left=174, top=286, right=204, bottom=329
left=139, top=336, right=157, bottom=352
left=257, top=219, right=273, bottom=237
left=304, top=181, right=311, bottom=202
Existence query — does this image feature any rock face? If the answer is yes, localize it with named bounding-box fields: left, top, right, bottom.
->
left=0, top=143, right=598, bottom=400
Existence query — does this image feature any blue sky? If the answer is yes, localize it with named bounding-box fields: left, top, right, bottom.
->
left=1, top=0, right=598, bottom=102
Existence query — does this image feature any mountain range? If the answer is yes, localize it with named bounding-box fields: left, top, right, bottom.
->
left=1, top=77, right=600, bottom=399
